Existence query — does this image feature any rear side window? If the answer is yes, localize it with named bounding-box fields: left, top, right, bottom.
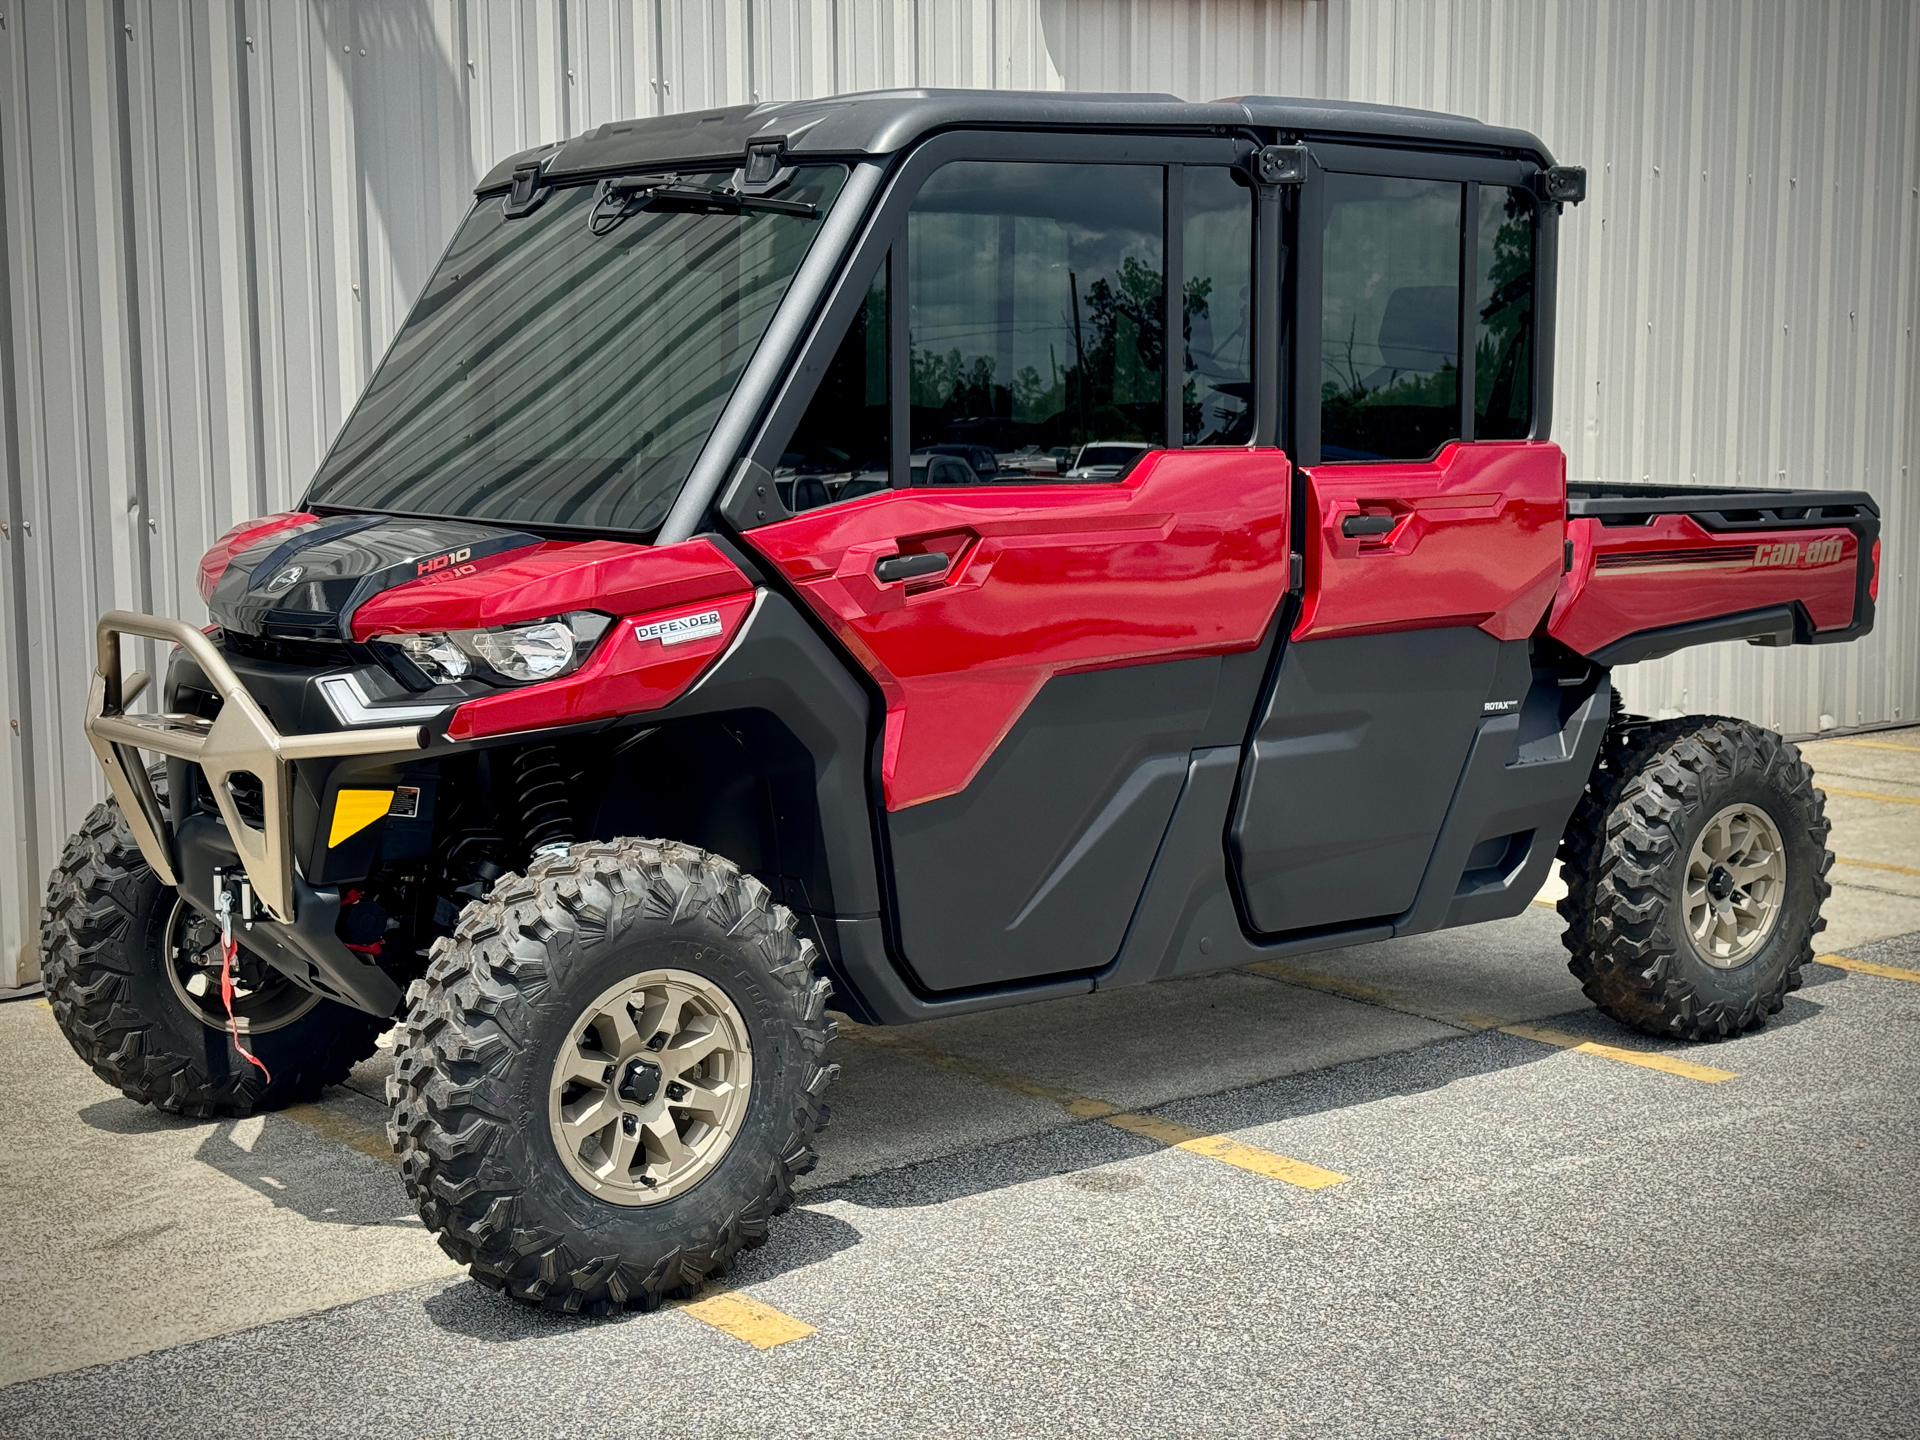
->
left=1181, top=167, right=1254, bottom=446
left=908, top=161, right=1166, bottom=474
left=1319, top=175, right=1462, bottom=462
left=1474, top=185, right=1536, bottom=440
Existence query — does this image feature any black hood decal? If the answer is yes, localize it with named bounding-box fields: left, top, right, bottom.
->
left=209, top=516, right=543, bottom=639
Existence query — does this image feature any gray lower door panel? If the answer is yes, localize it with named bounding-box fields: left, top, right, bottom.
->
left=1230, top=627, right=1499, bottom=933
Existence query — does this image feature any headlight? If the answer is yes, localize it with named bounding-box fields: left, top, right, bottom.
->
left=376, top=612, right=613, bottom=688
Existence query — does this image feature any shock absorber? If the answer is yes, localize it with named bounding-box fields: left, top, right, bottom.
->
left=510, top=744, right=575, bottom=858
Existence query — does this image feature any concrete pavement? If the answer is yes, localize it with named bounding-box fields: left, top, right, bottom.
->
left=2, top=726, right=1916, bottom=1436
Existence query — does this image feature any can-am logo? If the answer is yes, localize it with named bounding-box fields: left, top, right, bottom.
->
left=259, top=564, right=305, bottom=596
left=1754, top=538, right=1845, bottom=568
left=416, top=547, right=472, bottom=577
left=632, top=609, right=724, bottom=646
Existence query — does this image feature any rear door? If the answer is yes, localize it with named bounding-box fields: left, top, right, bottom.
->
left=1228, top=145, right=1566, bottom=935
left=739, top=133, right=1293, bottom=992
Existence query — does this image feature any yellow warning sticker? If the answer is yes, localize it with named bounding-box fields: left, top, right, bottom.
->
left=328, top=789, right=393, bottom=847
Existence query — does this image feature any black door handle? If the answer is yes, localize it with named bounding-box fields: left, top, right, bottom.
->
left=875, top=551, right=950, bottom=583
left=1341, top=513, right=1397, bottom=538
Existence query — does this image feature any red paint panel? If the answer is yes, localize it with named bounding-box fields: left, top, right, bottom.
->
left=1548, top=514, right=1858, bottom=658
left=745, top=448, right=1294, bottom=810
left=1295, top=442, right=1565, bottom=643
left=351, top=537, right=750, bottom=640
left=445, top=593, right=755, bottom=741
left=197, top=512, right=316, bottom=601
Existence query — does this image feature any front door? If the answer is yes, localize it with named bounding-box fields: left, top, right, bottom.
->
left=742, top=142, right=1293, bottom=992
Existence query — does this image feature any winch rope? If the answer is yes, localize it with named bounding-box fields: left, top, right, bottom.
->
left=217, top=899, right=272, bottom=1082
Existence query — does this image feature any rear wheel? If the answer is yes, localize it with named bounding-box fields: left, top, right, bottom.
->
left=40, top=789, right=388, bottom=1116
left=387, top=838, right=837, bottom=1314
left=1556, top=716, right=1832, bottom=1040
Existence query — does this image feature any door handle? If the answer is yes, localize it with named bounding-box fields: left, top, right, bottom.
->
left=1341, top=514, right=1397, bottom=538
left=874, top=551, right=950, bottom=583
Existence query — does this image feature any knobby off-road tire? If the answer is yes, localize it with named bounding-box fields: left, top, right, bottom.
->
left=387, top=838, right=838, bottom=1315
left=1555, top=716, right=1832, bottom=1040
left=39, top=785, right=387, bottom=1117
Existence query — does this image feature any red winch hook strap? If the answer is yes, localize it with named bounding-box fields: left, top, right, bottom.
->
left=216, top=891, right=273, bottom=1083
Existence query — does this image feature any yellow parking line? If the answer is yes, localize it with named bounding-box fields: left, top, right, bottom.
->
left=1834, top=855, right=1920, bottom=880
left=1817, top=953, right=1920, bottom=983
left=1824, top=737, right=1920, bottom=755
left=280, top=1102, right=401, bottom=1168
left=1102, top=1112, right=1348, bottom=1188
left=1498, top=1022, right=1737, bottom=1083
left=1822, top=784, right=1920, bottom=808
left=679, top=1290, right=815, bottom=1349
left=837, top=1024, right=1117, bottom=1118
left=838, top=1023, right=1343, bottom=1189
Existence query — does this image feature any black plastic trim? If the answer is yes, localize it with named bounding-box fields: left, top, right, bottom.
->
left=1590, top=605, right=1799, bottom=668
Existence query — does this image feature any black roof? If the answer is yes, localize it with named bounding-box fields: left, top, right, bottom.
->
left=475, top=88, right=1556, bottom=192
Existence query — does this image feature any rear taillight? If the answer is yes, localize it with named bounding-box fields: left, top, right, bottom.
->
left=1869, top=539, right=1881, bottom=602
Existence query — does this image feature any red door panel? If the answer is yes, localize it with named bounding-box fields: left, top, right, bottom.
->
left=1296, top=440, right=1565, bottom=642
left=745, top=448, right=1294, bottom=810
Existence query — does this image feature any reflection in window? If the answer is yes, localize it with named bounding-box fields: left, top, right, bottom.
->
left=909, top=162, right=1164, bottom=474
left=1320, top=174, right=1462, bottom=462
left=1475, top=186, right=1535, bottom=440
left=1182, top=167, right=1254, bottom=446
left=779, top=262, right=888, bottom=513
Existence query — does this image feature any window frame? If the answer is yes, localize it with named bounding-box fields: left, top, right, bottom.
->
left=1289, top=143, right=1554, bottom=468
left=739, top=130, right=1251, bottom=520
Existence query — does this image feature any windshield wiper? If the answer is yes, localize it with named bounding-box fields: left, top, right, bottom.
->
left=588, top=175, right=816, bottom=235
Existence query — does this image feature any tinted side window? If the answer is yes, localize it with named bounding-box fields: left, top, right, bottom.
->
left=1474, top=185, right=1535, bottom=440
left=1182, top=167, right=1254, bottom=446
left=1320, top=175, right=1462, bottom=462
left=779, top=262, right=889, bottom=513
left=909, top=161, right=1164, bottom=482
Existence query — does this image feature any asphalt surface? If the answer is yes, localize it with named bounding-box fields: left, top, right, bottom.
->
left=2, top=730, right=1917, bottom=1438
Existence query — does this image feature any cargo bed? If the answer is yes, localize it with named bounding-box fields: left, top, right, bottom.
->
left=1549, top=482, right=1880, bottom=666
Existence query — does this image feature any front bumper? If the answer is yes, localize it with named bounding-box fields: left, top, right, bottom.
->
left=84, top=610, right=429, bottom=925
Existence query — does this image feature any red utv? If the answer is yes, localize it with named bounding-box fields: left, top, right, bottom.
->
left=47, top=91, right=1878, bottom=1314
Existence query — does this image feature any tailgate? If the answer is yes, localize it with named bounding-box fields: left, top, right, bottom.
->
left=1548, top=484, right=1879, bottom=665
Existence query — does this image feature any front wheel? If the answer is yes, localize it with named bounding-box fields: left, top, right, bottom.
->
left=1556, top=717, right=1832, bottom=1040
left=40, top=791, right=388, bottom=1115
left=387, top=839, right=838, bottom=1314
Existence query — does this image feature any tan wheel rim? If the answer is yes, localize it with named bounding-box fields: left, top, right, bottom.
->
left=547, top=969, right=753, bottom=1206
left=1683, top=803, right=1788, bottom=968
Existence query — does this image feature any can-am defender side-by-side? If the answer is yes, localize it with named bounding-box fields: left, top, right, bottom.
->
left=46, top=92, right=1879, bottom=1313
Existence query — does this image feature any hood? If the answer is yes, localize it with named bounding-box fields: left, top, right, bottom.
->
left=205, top=515, right=543, bottom=639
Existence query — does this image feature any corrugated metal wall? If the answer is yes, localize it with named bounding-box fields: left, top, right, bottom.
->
left=2, top=0, right=1913, bottom=983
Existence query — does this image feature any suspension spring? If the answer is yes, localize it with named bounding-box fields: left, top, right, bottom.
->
left=511, top=745, right=575, bottom=857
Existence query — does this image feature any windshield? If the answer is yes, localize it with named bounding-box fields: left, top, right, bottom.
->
left=306, top=166, right=847, bottom=532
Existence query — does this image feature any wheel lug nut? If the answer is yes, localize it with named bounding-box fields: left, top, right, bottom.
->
left=622, top=1114, right=637, bottom=1135
left=646, top=1032, right=668, bottom=1051
left=665, top=1082, right=687, bottom=1102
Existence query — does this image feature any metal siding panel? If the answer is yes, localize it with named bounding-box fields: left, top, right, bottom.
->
left=1335, top=0, right=1918, bottom=738
left=2, top=0, right=1915, bottom=972
left=0, top=0, right=38, bottom=980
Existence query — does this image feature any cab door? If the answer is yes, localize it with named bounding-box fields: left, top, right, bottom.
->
left=739, top=135, right=1292, bottom=992
left=1228, top=146, right=1566, bottom=935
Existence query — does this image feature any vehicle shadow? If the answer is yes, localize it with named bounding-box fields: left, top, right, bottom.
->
left=804, top=985, right=1831, bottom=1217
left=75, top=1098, right=422, bottom=1229
left=418, top=1204, right=865, bottom=1343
